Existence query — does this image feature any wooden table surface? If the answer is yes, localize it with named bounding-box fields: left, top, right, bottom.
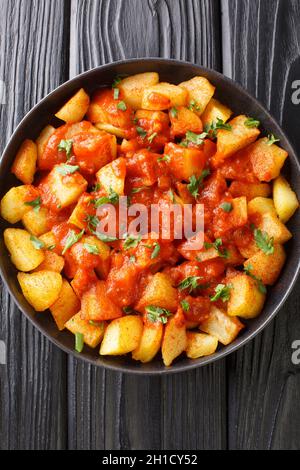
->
left=0, top=0, right=300, bottom=450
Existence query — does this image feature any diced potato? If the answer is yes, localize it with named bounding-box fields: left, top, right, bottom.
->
left=132, top=321, right=163, bottom=363
left=185, top=332, right=218, bottom=359
left=118, top=72, right=159, bottom=110
left=248, top=197, right=277, bottom=217
left=142, top=82, right=188, bottom=110
left=81, top=235, right=110, bottom=279
left=81, top=281, right=122, bottom=321
left=55, top=88, right=90, bottom=123
left=273, top=175, right=299, bottom=223
left=164, top=142, right=206, bottom=181
left=135, top=272, right=178, bottom=313
left=22, top=207, right=50, bottom=236
left=244, top=244, right=286, bottom=285
left=39, top=231, right=56, bottom=249
left=4, top=228, right=45, bottom=272
left=169, top=106, right=203, bottom=137
left=50, top=279, right=80, bottom=330
left=65, top=311, right=105, bottom=348
left=227, top=274, right=266, bottom=319
left=32, top=250, right=64, bottom=273
left=11, top=139, right=37, bottom=184
left=100, top=315, right=143, bottom=355
left=229, top=181, right=271, bottom=201
left=162, top=309, right=187, bottom=366
left=199, top=306, right=244, bottom=345
left=36, top=125, right=55, bottom=161
left=45, top=164, right=88, bottom=208
left=0, top=185, right=39, bottom=223
left=258, top=211, right=292, bottom=244
left=237, top=238, right=259, bottom=259
left=249, top=138, right=288, bottom=182
left=17, top=270, right=62, bottom=311
left=201, top=98, right=232, bottom=128
left=95, top=122, right=127, bottom=139
left=96, top=157, right=126, bottom=195
left=214, top=115, right=260, bottom=163
left=68, top=193, right=94, bottom=230
left=179, top=76, right=215, bottom=115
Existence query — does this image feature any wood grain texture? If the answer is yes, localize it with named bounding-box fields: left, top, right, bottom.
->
left=67, top=0, right=227, bottom=451
left=222, top=0, right=300, bottom=450
left=0, top=0, right=69, bottom=450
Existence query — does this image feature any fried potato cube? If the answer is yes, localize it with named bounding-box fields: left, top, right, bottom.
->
left=201, top=98, right=232, bottom=128
left=169, top=106, right=203, bottom=137
left=244, top=244, right=286, bottom=285
left=199, top=306, right=244, bottom=345
left=36, top=125, right=55, bottom=161
left=162, top=309, right=187, bottom=367
left=214, top=115, right=260, bottom=163
left=55, top=88, right=90, bottom=123
left=81, top=281, right=122, bottom=321
left=50, top=279, right=80, bottom=330
left=100, top=315, right=143, bottom=355
left=11, top=139, right=37, bottom=184
left=68, top=193, right=94, bottom=230
left=46, top=164, right=88, bottom=208
left=135, top=272, right=178, bottom=313
left=32, top=250, right=64, bottom=273
left=39, top=231, right=57, bottom=249
left=273, top=175, right=299, bottom=223
left=258, top=211, right=292, bottom=243
left=132, top=321, right=163, bottom=363
left=0, top=185, right=39, bottom=223
left=4, top=228, right=45, bottom=271
left=248, top=196, right=277, bottom=216
left=22, top=207, right=50, bottom=236
left=17, top=270, right=62, bottom=311
left=229, top=181, right=271, bottom=201
left=95, top=122, right=127, bottom=139
left=96, top=157, right=126, bottom=195
left=82, top=235, right=110, bottom=279
left=227, top=274, right=266, bottom=319
left=164, top=142, right=206, bottom=181
left=118, top=72, right=159, bottom=110
left=249, top=138, right=288, bottom=182
left=65, top=312, right=105, bottom=348
left=185, top=332, right=218, bottom=359
left=179, top=76, right=215, bottom=115
left=142, top=82, right=188, bottom=110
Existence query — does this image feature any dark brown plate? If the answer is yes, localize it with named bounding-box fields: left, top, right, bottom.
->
left=1, top=58, right=299, bottom=375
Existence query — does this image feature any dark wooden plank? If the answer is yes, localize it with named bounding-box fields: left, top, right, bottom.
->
left=68, top=0, right=226, bottom=450
left=0, top=0, right=69, bottom=450
left=222, top=0, right=300, bottom=450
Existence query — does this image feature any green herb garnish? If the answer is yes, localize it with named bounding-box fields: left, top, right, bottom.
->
left=93, top=188, right=119, bottom=207
left=157, top=154, right=171, bottom=163
left=113, top=88, right=120, bottom=99
left=244, top=264, right=267, bottom=294
left=177, top=276, right=203, bottom=293
left=62, top=229, right=84, bottom=255
left=220, top=202, right=233, bottom=213
left=188, top=100, right=201, bottom=112
left=123, top=233, right=142, bottom=250
left=93, top=231, right=118, bottom=243
left=180, top=299, right=190, bottom=312
left=56, top=164, right=79, bottom=176
left=187, top=169, right=211, bottom=198
left=58, top=139, right=73, bottom=159
left=148, top=132, right=157, bottom=143
left=205, top=118, right=232, bottom=139
left=210, top=284, right=232, bottom=302
left=151, top=242, right=160, bottom=259
left=170, top=107, right=178, bottom=118
left=204, top=238, right=229, bottom=259
left=183, top=130, right=208, bottom=146
left=145, top=305, right=172, bottom=324
left=83, top=243, right=100, bottom=255
left=136, top=126, right=147, bottom=139
left=117, top=101, right=127, bottom=111
left=75, top=332, right=84, bottom=353
left=30, top=235, right=45, bottom=250
left=24, top=196, right=41, bottom=213
left=267, top=134, right=280, bottom=146
left=245, top=118, right=260, bottom=128
left=252, top=227, right=274, bottom=255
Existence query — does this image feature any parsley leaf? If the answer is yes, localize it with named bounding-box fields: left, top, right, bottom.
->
left=145, top=305, right=172, bottom=324
left=112, top=76, right=122, bottom=88
left=204, top=238, right=229, bottom=259
left=210, top=283, right=232, bottom=302
left=170, top=107, right=178, bottom=118
left=168, top=189, right=175, bottom=203
left=91, top=183, right=101, bottom=192
left=58, top=139, right=73, bottom=159
left=180, top=299, right=190, bottom=312
left=187, top=169, right=211, bottom=198
left=183, top=130, right=208, bottom=146
left=83, top=243, right=100, bottom=255
left=136, top=126, right=147, bottom=139
left=93, top=231, right=117, bottom=243
left=62, top=229, right=84, bottom=255
left=123, top=233, right=142, bottom=250
left=245, top=117, right=260, bottom=128
left=93, top=188, right=119, bottom=207
left=85, top=214, right=99, bottom=231
left=151, top=242, right=160, bottom=259
left=220, top=202, right=233, bottom=212
left=56, top=164, right=79, bottom=176
left=117, top=101, right=127, bottom=111
left=131, top=186, right=148, bottom=194
left=75, top=332, right=84, bottom=353
left=267, top=134, right=280, bottom=146
left=244, top=264, right=267, bottom=294
left=205, top=118, right=232, bottom=139
left=113, top=88, right=120, bottom=99
left=157, top=154, right=171, bottom=163
left=188, top=100, right=201, bottom=112
left=24, top=196, right=41, bottom=213
left=253, top=227, right=274, bottom=255
left=30, top=235, right=45, bottom=250
left=178, top=276, right=203, bottom=293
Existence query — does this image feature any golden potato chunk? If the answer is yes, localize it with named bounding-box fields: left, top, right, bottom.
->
left=119, top=72, right=159, bottom=110
left=227, top=274, right=266, bottom=319
left=135, top=272, right=178, bottom=313
left=249, top=138, right=288, bottom=182
left=36, top=125, right=55, bottom=161
left=248, top=197, right=277, bottom=217
left=258, top=212, right=292, bottom=244
left=17, top=270, right=62, bottom=311
left=4, top=228, right=45, bottom=272
left=229, top=181, right=271, bottom=201
left=201, top=98, right=232, bottom=128
left=11, top=139, right=37, bottom=184
left=162, top=310, right=187, bottom=367
left=132, top=321, right=163, bottom=363
left=95, top=122, right=127, bottom=139
left=164, top=142, right=207, bottom=181
left=45, top=164, right=88, bottom=209
left=142, top=82, right=188, bottom=110
left=100, top=315, right=143, bottom=356
left=273, top=175, right=299, bottom=223
left=169, top=106, right=203, bottom=137
left=39, top=231, right=57, bottom=249
left=81, top=281, right=122, bottom=321
left=185, top=332, right=218, bottom=359
left=199, top=306, right=244, bottom=345
left=50, top=279, right=80, bottom=330
left=32, top=250, right=64, bottom=273
left=55, top=88, right=90, bottom=123
left=179, top=76, right=215, bottom=115
left=65, top=312, right=106, bottom=348
left=81, top=235, right=110, bottom=279
left=244, top=244, right=286, bottom=285
left=96, top=157, right=126, bottom=195
left=22, top=207, right=49, bottom=236
left=0, top=185, right=39, bottom=224
left=214, top=115, right=260, bottom=163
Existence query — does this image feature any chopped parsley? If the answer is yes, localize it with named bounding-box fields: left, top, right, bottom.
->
left=117, top=101, right=127, bottom=111
left=187, top=169, right=211, bottom=198
left=113, top=88, right=120, bottom=100
left=157, top=154, right=171, bottom=163
left=188, top=100, right=201, bottom=112
left=93, top=231, right=118, bottom=243
left=244, top=264, right=267, bottom=294
left=62, top=229, right=84, bottom=255
left=170, top=107, right=178, bottom=118
left=112, top=76, right=122, bottom=88
left=177, top=276, right=203, bottom=294
left=148, top=132, right=157, bottom=143
left=220, top=202, right=233, bottom=213
left=123, top=233, right=142, bottom=250
left=245, top=117, right=260, bottom=128
left=93, top=188, right=119, bottom=207
left=83, top=243, right=100, bottom=255
left=136, top=126, right=147, bottom=139
left=56, top=164, right=79, bottom=176
left=24, top=196, right=41, bottom=213
left=58, top=139, right=73, bottom=159
left=267, top=134, right=280, bottom=146
left=252, top=226, right=274, bottom=255
left=204, top=238, right=229, bottom=259
left=205, top=118, right=232, bottom=139
left=210, top=284, right=232, bottom=302
left=182, top=130, right=208, bottom=146
left=180, top=299, right=190, bottom=312
left=145, top=305, right=172, bottom=324
left=30, top=235, right=45, bottom=250
left=150, top=242, right=160, bottom=259
left=75, top=332, right=84, bottom=353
